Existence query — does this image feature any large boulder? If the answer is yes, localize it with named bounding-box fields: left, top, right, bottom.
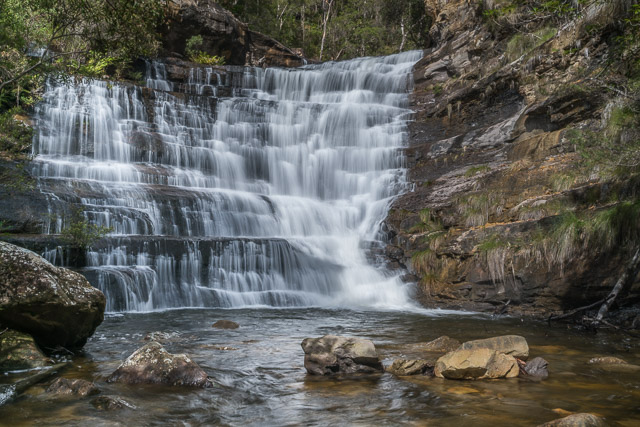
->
left=0, top=329, right=51, bottom=371
left=162, top=0, right=305, bottom=67
left=107, top=342, right=212, bottom=388
left=0, top=241, right=105, bottom=350
left=537, top=413, right=607, bottom=427
left=435, top=348, right=519, bottom=380
left=301, top=335, right=383, bottom=375
left=458, top=335, right=529, bottom=360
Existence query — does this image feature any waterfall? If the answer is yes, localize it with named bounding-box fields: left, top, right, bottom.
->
left=32, top=51, right=423, bottom=312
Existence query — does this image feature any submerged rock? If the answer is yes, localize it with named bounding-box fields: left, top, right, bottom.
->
left=435, top=348, right=519, bottom=380
left=0, top=241, right=106, bottom=350
left=107, top=342, right=212, bottom=388
left=46, top=377, right=99, bottom=397
left=523, top=357, right=549, bottom=379
left=387, top=359, right=434, bottom=376
left=91, top=395, right=136, bottom=411
left=301, top=335, right=383, bottom=375
left=538, top=413, right=607, bottom=427
left=0, top=329, right=52, bottom=371
left=588, top=356, right=627, bottom=365
left=212, top=320, right=239, bottom=329
left=458, top=335, right=529, bottom=360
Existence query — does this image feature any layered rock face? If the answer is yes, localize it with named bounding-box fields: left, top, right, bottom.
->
left=163, top=0, right=305, bottom=67
left=0, top=241, right=105, bottom=350
left=386, top=0, right=640, bottom=317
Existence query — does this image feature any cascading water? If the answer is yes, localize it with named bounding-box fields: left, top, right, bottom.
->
left=32, top=51, right=423, bottom=312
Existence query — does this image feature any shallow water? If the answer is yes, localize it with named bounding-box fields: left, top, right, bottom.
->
left=1, top=309, right=639, bottom=426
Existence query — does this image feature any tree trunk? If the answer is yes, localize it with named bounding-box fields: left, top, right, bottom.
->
left=319, top=0, right=333, bottom=61
left=595, top=247, right=640, bottom=323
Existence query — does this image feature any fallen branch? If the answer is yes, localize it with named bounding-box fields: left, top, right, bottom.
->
left=595, top=247, right=640, bottom=324
left=548, top=298, right=605, bottom=322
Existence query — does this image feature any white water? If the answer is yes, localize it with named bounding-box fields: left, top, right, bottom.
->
left=33, top=51, right=423, bottom=312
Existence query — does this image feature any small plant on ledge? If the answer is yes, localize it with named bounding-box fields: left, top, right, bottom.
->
left=185, top=35, right=226, bottom=66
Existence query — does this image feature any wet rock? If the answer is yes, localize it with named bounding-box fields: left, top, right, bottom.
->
left=143, top=331, right=181, bottom=342
left=0, top=329, right=52, bottom=371
left=301, top=335, right=383, bottom=375
left=387, top=359, right=434, bottom=376
left=46, top=377, right=99, bottom=397
left=212, top=320, right=239, bottom=329
left=537, top=413, right=607, bottom=427
left=421, top=336, right=461, bottom=353
left=588, top=356, right=627, bottom=365
left=458, top=335, right=529, bottom=360
left=435, top=348, right=519, bottom=380
left=107, top=342, right=212, bottom=388
left=91, top=395, right=136, bottom=411
left=523, top=357, right=549, bottom=379
left=0, top=241, right=106, bottom=350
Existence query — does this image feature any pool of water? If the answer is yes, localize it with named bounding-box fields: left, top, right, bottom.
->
left=1, top=308, right=639, bottom=426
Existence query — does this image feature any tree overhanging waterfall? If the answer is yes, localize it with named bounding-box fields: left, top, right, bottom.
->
left=32, top=50, right=423, bottom=312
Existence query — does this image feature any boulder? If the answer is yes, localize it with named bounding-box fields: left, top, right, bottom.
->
left=0, top=241, right=106, bottom=350
left=212, top=320, right=239, bottom=329
left=91, top=395, right=136, bottom=411
left=301, top=335, right=383, bottom=375
left=0, top=329, right=52, bottom=371
left=421, top=336, right=461, bottom=353
left=523, top=357, right=549, bottom=379
left=458, top=335, right=529, bottom=360
left=537, top=413, right=607, bottom=427
left=435, top=348, right=519, bottom=380
left=162, top=0, right=304, bottom=67
left=107, top=342, right=212, bottom=388
left=46, top=377, right=99, bottom=397
left=387, top=359, right=434, bottom=376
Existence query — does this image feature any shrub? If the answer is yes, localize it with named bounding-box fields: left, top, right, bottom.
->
left=185, top=35, right=226, bottom=66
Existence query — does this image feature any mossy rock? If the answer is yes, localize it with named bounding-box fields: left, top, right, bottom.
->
left=0, top=329, right=51, bottom=371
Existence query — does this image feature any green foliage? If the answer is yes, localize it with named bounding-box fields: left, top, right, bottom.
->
left=0, top=108, right=33, bottom=158
left=218, top=0, right=430, bottom=61
left=409, top=208, right=444, bottom=233
left=433, top=84, right=443, bottom=96
left=464, top=165, right=491, bottom=177
left=477, top=233, right=508, bottom=252
left=185, top=36, right=226, bottom=65
left=505, top=26, right=556, bottom=62
left=60, top=208, right=112, bottom=249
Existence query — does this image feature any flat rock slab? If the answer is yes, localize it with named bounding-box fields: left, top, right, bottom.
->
left=107, top=342, right=212, bottom=388
left=301, top=335, right=383, bottom=375
left=435, top=348, right=519, bottom=380
left=0, top=241, right=105, bottom=350
left=459, top=335, right=529, bottom=360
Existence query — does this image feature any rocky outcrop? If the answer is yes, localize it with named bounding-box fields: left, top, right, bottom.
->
left=434, top=347, right=519, bottom=380
left=46, top=378, right=100, bottom=397
left=538, top=413, right=607, bottom=427
left=301, top=335, right=383, bottom=375
left=385, top=0, right=640, bottom=318
left=0, top=241, right=105, bottom=350
left=107, top=342, right=212, bottom=387
left=163, top=0, right=305, bottom=67
left=458, top=335, right=529, bottom=360
left=0, top=329, right=51, bottom=371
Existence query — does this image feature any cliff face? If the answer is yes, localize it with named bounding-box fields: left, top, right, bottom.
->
left=386, top=0, right=640, bottom=318
left=163, top=0, right=305, bottom=67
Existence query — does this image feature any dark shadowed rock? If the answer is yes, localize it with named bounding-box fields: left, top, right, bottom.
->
left=91, top=395, right=136, bottom=411
left=387, top=359, right=434, bottom=376
left=0, top=241, right=105, bottom=350
left=107, top=342, right=212, bottom=387
left=46, top=377, right=99, bottom=397
left=537, top=413, right=607, bottom=427
left=523, top=357, right=549, bottom=379
left=301, top=335, right=383, bottom=375
left=212, top=320, right=239, bottom=329
left=459, top=335, right=529, bottom=360
left=435, top=348, right=519, bottom=380
left=162, top=0, right=304, bottom=67
left=0, top=329, right=52, bottom=371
